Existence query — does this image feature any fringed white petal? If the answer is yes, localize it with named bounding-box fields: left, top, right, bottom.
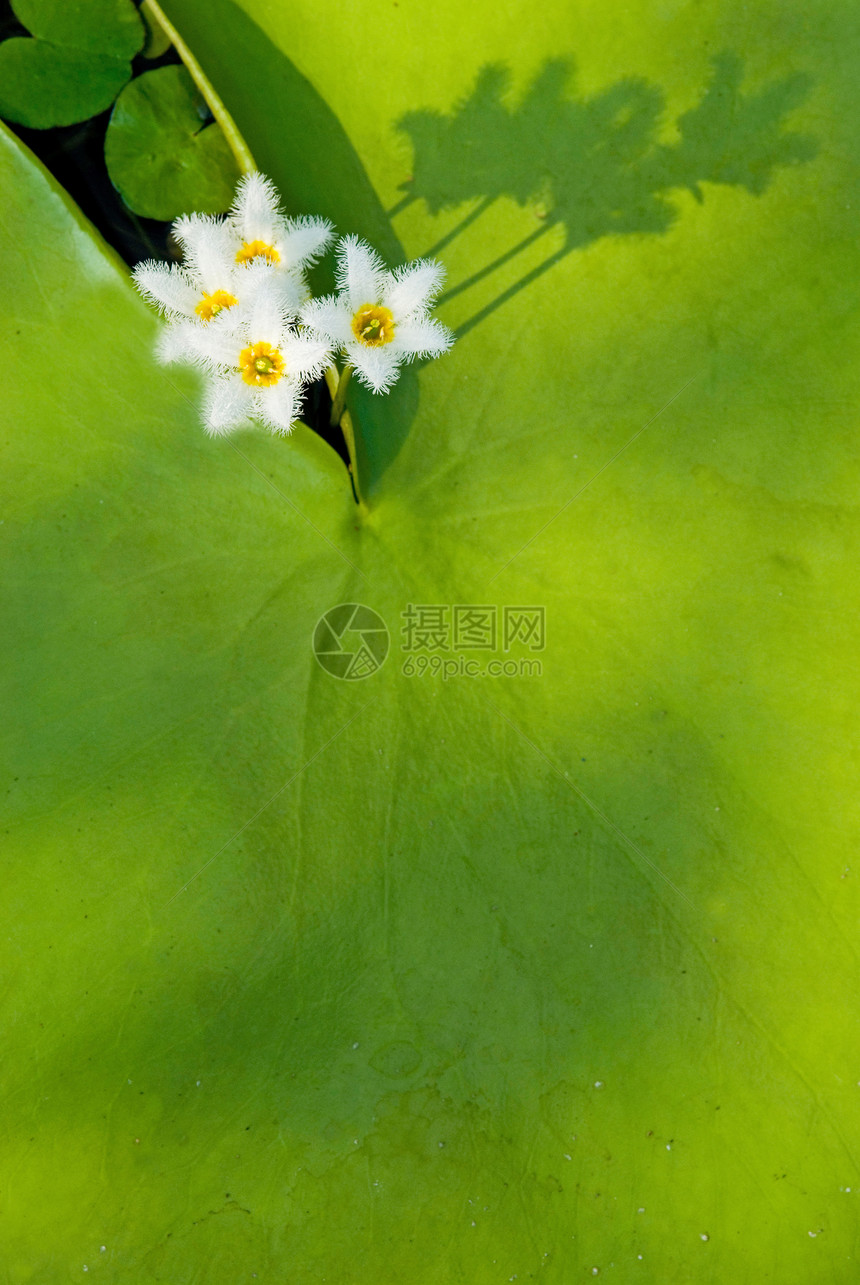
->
left=230, top=262, right=299, bottom=344
left=133, top=261, right=199, bottom=319
left=280, top=333, right=333, bottom=382
left=230, top=171, right=282, bottom=245
left=384, top=258, right=446, bottom=319
left=154, top=319, right=209, bottom=366
left=346, top=342, right=402, bottom=393
left=336, top=236, right=386, bottom=311
left=392, top=316, right=454, bottom=359
left=190, top=313, right=246, bottom=369
left=278, top=215, right=334, bottom=270
left=290, top=269, right=314, bottom=306
left=253, top=379, right=302, bottom=435
left=172, top=215, right=237, bottom=291
left=202, top=372, right=254, bottom=436
left=274, top=268, right=305, bottom=318
left=300, top=295, right=353, bottom=347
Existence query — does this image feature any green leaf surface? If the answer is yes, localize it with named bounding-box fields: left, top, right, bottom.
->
left=105, top=65, right=240, bottom=220
left=0, top=38, right=134, bottom=128
left=11, top=0, right=144, bottom=58
left=0, top=0, right=142, bottom=128
left=4, top=0, right=860, bottom=1281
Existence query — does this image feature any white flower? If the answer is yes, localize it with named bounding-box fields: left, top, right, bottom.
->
left=300, top=236, right=454, bottom=392
left=154, top=265, right=303, bottom=365
left=157, top=264, right=332, bottom=436
left=132, top=173, right=332, bottom=328
left=229, top=171, right=333, bottom=282
left=133, top=215, right=246, bottom=325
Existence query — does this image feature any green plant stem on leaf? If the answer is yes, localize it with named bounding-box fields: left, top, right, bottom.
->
left=325, top=364, right=364, bottom=508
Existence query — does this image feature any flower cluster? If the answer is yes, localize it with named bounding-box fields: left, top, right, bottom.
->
left=133, top=172, right=454, bottom=436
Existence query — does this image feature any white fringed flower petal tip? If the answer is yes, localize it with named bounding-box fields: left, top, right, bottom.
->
left=301, top=236, right=454, bottom=393
left=229, top=171, right=334, bottom=273
left=202, top=371, right=305, bottom=437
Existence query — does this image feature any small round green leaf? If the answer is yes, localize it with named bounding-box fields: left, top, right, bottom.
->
left=104, top=64, right=240, bottom=220
left=11, top=0, right=144, bottom=59
left=0, top=38, right=132, bottom=128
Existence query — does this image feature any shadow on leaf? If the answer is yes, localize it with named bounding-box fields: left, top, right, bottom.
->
left=394, top=53, right=817, bottom=337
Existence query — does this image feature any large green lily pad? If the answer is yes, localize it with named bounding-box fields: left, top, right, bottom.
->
left=3, top=0, right=860, bottom=1278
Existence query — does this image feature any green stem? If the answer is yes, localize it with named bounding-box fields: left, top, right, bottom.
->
left=141, top=0, right=256, bottom=175
left=325, top=364, right=365, bottom=508
left=329, top=363, right=353, bottom=427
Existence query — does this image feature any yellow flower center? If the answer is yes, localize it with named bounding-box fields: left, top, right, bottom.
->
left=236, top=239, right=281, bottom=266
left=239, top=341, right=285, bottom=387
left=195, top=289, right=238, bottom=322
left=351, top=303, right=395, bottom=347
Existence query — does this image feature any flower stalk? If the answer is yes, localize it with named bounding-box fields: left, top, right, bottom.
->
left=325, top=364, right=364, bottom=507
left=329, top=363, right=353, bottom=428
